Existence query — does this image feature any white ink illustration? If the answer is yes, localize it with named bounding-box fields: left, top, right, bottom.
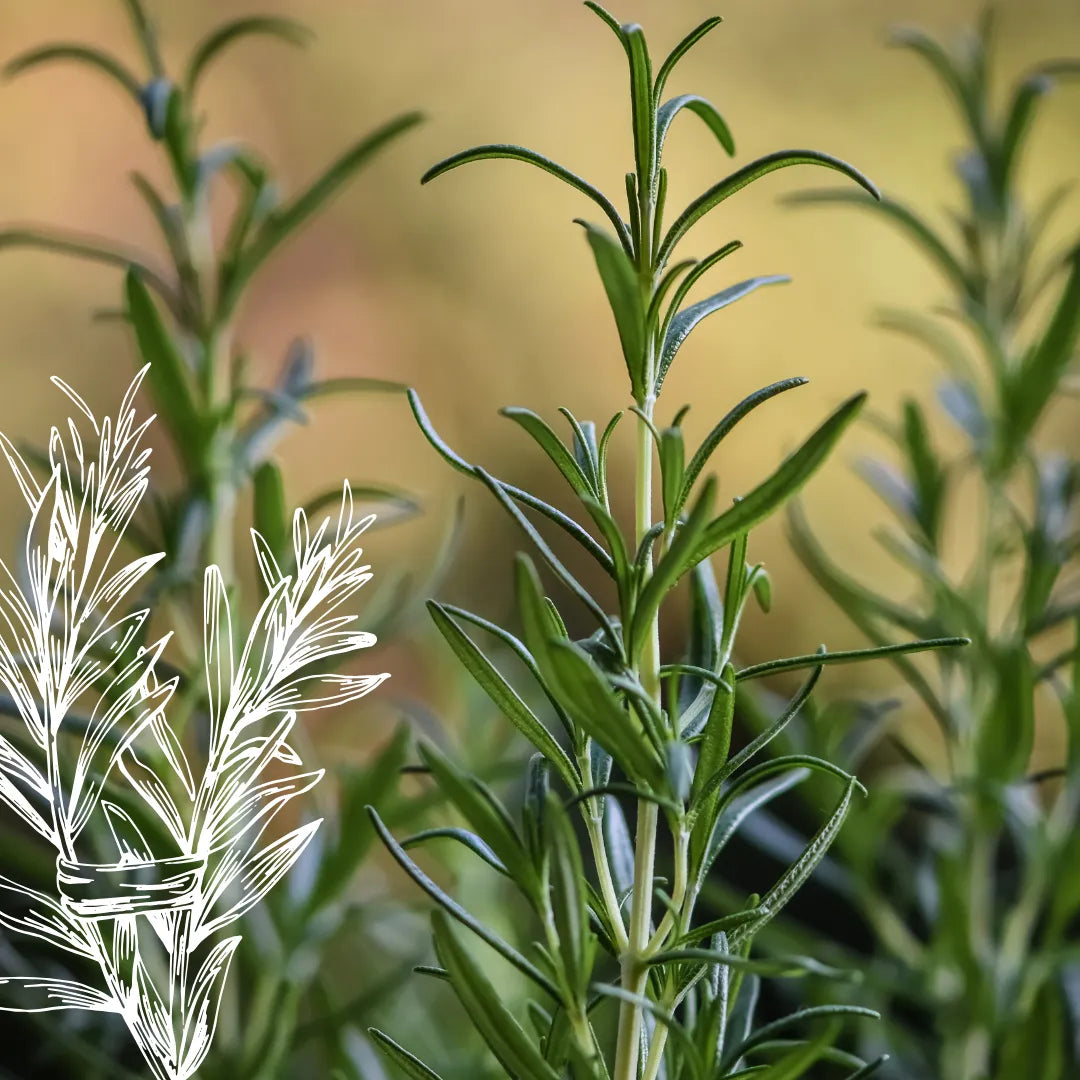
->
left=0, top=368, right=388, bottom=1079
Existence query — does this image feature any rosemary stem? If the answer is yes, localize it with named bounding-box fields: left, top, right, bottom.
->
left=613, top=387, right=662, bottom=1080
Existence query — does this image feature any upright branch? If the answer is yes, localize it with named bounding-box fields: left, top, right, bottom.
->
left=370, top=6, right=965, bottom=1080
left=788, top=11, right=1080, bottom=1080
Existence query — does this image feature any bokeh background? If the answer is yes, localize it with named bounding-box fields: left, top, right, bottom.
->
left=0, top=0, right=1078, bottom=764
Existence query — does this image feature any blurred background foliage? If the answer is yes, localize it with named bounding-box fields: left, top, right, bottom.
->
left=2, top=0, right=1079, bottom=721
left=0, top=0, right=1079, bottom=1078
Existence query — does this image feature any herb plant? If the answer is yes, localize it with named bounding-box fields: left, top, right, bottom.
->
left=0, top=3, right=426, bottom=1076
left=369, top=6, right=963, bottom=1079
left=779, top=13, right=1080, bottom=1079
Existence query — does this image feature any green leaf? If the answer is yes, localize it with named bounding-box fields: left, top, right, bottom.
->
left=998, top=73, right=1053, bottom=190
left=750, top=1020, right=843, bottom=1079
left=691, top=671, right=823, bottom=837
left=119, top=0, right=164, bottom=76
left=477, top=468, right=620, bottom=646
left=1008, top=245, right=1080, bottom=456
left=889, top=26, right=979, bottom=137
left=4, top=44, right=143, bottom=103
left=735, top=636, right=968, bottom=682
left=656, top=276, right=789, bottom=394
left=418, top=741, right=536, bottom=892
left=368, top=806, right=558, bottom=997
left=422, top=143, right=632, bottom=255
left=544, top=793, right=594, bottom=995
left=222, top=112, right=423, bottom=316
left=690, top=662, right=735, bottom=803
left=502, top=407, right=594, bottom=499
left=579, top=221, right=648, bottom=402
left=515, top=556, right=662, bottom=786
left=787, top=190, right=971, bottom=297
left=124, top=270, right=205, bottom=472
left=185, top=16, right=314, bottom=97
left=659, top=425, right=685, bottom=524
left=653, top=17, right=724, bottom=101
left=721, top=1006, right=878, bottom=1072
left=408, top=389, right=614, bottom=573
left=622, top=24, right=654, bottom=190
left=684, top=393, right=866, bottom=575
left=402, top=826, right=508, bottom=876
left=679, top=377, right=808, bottom=512
left=427, top=601, right=579, bottom=790
left=656, top=95, right=735, bottom=163
left=730, top=776, right=860, bottom=948
left=432, top=911, right=562, bottom=1080
left=369, top=1029, right=447, bottom=1080
left=0, top=229, right=180, bottom=317
left=252, top=461, right=288, bottom=562
left=659, top=151, right=879, bottom=265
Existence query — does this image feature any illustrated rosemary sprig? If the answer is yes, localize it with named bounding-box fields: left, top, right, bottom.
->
left=0, top=370, right=388, bottom=1080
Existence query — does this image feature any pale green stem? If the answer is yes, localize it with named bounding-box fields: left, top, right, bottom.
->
left=613, top=394, right=662, bottom=1080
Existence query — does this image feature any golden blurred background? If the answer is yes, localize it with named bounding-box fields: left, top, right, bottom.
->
left=0, top=0, right=1078, bottom=766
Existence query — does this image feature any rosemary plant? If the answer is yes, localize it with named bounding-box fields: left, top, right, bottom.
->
left=776, top=13, right=1080, bottom=1080
left=369, top=6, right=963, bottom=1080
left=0, top=3, right=427, bottom=1076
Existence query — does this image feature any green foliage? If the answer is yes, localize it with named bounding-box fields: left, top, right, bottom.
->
left=773, top=12, right=1080, bottom=1079
left=372, top=6, right=959, bottom=1080
left=0, top=2, right=430, bottom=1076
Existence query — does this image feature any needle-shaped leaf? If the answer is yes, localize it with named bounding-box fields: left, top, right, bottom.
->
left=223, top=112, right=423, bottom=315
left=422, top=144, right=632, bottom=255
left=735, top=636, right=968, bottom=682
left=368, top=807, right=558, bottom=997
left=656, top=276, right=789, bottom=394
left=653, top=16, right=724, bottom=101
left=252, top=461, right=288, bottom=563
left=997, top=74, right=1053, bottom=190
left=659, top=151, right=879, bottom=265
left=683, top=393, right=866, bottom=575
left=370, top=1030, right=448, bottom=1080
left=418, top=742, right=537, bottom=894
left=1007, top=244, right=1080, bottom=456
left=4, top=44, right=143, bottom=103
left=0, top=229, right=180, bottom=316
left=433, top=910, right=562, bottom=1080
left=788, top=190, right=971, bottom=296
left=656, top=95, right=735, bottom=164
left=125, top=270, right=205, bottom=472
left=409, top=390, right=613, bottom=573
left=515, top=556, right=661, bottom=786
left=623, top=24, right=654, bottom=190
left=428, top=601, right=579, bottom=790
left=729, top=776, right=859, bottom=948
left=502, top=407, right=595, bottom=499
left=185, top=16, right=314, bottom=97
left=889, top=26, right=980, bottom=136
left=579, top=221, right=648, bottom=402
left=477, top=468, right=620, bottom=645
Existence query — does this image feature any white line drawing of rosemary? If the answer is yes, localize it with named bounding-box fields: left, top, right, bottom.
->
left=0, top=369, right=388, bottom=1080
